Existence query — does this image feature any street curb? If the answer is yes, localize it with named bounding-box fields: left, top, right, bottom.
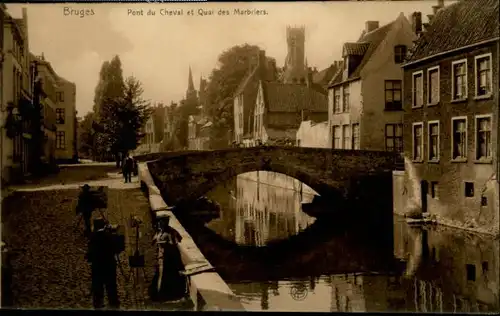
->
left=137, top=163, right=246, bottom=311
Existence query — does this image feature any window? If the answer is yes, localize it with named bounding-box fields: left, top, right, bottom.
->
left=352, top=124, right=360, bottom=150
left=334, top=88, right=341, bottom=113
left=332, top=125, right=341, bottom=149
left=412, top=71, right=423, bottom=107
left=342, top=85, right=350, bottom=112
left=56, top=131, right=65, bottom=149
left=475, top=54, right=492, bottom=97
left=385, top=123, right=403, bottom=153
left=475, top=115, right=492, bottom=160
left=342, top=125, right=351, bottom=149
left=239, top=112, right=243, bottom=129
left=394, top=45, right=407, bottom=64
left=431, top=181, right=438, bottom=199
left=466, top=264, right=476, bottom=281
left=465, top=182, right=474, bottom=197
left=412, top=123, right=423, bottom=161
left=452, top=117, right=467, bottom=160
left=385, top=80, right=402, bottom=110
left=481, top=196, right=488, bottom=206
left=427, top=66, right=440, bottom=104
left=56, top=108, right=65, bottom=124
left=428, top=121, right=440, bottom=161
left=56, top=91, right=64, bottom=102
left=452, top=59, right=467, bottom=100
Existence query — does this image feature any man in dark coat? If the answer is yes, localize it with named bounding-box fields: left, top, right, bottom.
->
left=123, top=155, right=133, bottom=183
left=76, top=184, right=94, bottom=237
left=86, top=219, right=120, bottom=309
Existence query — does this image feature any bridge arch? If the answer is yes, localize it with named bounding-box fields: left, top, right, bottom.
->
left=145, top=146, right=400, bottom=207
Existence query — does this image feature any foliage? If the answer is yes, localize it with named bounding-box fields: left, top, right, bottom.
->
left=89, top=55, right=151, bottom=159
left=77, top=112, right=96, bottom=159
left=204, top=44, right=262, bottom=137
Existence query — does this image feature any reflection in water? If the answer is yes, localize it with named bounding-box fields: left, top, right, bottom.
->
left=206, top=171, right=316, bottom=246
left=203, top=171, right=499, bottom=312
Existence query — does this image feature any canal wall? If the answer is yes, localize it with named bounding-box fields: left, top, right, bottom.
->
left=137, top=162, right=246, bottom=311
left=393, top=168, right=500, bottom=237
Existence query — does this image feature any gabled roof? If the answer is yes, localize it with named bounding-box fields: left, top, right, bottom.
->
left=262, top=82, right=328, bottom=113
left=329, top=19, right=397, bottom=87
left=406, top=0, right=500, bottom=64
left=312, top=63, right=341, bottom=87
left=342, top=43, right=370, bottom=57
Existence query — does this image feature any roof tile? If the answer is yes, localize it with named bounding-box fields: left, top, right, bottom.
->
left=262, top=82, right=328, bottom=113
left=407, top=0, right=500, bottom=62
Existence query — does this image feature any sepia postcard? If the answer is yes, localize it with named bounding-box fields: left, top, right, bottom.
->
left=0, top=0, right=499, bottom=312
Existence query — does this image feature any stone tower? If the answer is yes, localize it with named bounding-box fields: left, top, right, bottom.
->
left=282, top=26, right=307, bottom=84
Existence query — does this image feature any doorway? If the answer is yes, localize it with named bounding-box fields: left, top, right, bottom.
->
left=420, top=180, right=428, bottom=214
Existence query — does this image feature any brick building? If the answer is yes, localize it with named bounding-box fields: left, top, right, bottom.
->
left=233, top=49, right=277, bottom=145
left=401, top=0, right=499, bottom=235
left=252, top=81, right=328, bottom=145
left=328, top=12, right=417, bottom=152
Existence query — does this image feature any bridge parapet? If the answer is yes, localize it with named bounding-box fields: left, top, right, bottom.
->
left=146, top=146, right=400, bottom=206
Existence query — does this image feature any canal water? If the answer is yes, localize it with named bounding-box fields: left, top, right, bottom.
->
left=199, top=171, right=499, bottom=313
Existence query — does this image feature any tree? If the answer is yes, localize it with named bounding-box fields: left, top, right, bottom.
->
left=92, top=55, right=126, bottom=160
left=110, top=76, right=152, bottom=154
left=204, top=44, right=262, bottom=146
left=77, top=112, right=96, bottom=159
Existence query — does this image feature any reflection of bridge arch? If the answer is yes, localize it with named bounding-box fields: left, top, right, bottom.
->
left=142, top=147, right=400, bottom=206
left=174, top=211, right=400, bottom=282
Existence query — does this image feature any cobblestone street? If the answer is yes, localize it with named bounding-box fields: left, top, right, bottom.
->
left=2, top=174, right=192, bottom=310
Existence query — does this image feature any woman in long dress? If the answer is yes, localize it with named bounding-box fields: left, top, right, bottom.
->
left=150, top=216, right=186, bottom=301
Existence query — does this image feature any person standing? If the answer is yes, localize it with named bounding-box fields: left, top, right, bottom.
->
left=86, top=219, right=120, bottom=309
left=76, top=184, right=95, bottom=237
left=124, top=155, right=133, bottom=183
left=150, top=216, right=186, bottom=301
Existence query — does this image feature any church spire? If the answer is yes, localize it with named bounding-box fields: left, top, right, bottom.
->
left=188, top=66, right=195, bottom=93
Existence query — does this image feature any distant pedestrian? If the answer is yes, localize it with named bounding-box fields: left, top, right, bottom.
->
left=86, top=219, right=120, bottom=309
left=124, top=155, right=133, bottom=183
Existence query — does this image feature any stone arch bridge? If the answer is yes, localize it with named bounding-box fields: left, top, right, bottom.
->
left=136, top=146, right=403, bottom=210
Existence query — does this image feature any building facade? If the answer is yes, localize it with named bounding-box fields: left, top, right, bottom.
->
left=233, top=49, right=277, bottom=145
left=31, top=53, right=57, bottom=167
left=328, top=13, right=416, bottom=152
left=54, top=75, right=77, bottom=162
left=187, top=115, right=211, bottom=150
left=252, top=81, right=328, bottom=145
left=296, top=120, right=330, bottom=148
left=401, top=0, right=499, bottom=236
left=1, top=8, right=34, bottom=183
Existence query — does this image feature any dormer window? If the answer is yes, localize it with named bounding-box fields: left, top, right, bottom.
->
left=394, top=45, right=407, bottom=64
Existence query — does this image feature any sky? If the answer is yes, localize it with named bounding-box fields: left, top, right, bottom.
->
left=6, top=1, right=453, bottom=117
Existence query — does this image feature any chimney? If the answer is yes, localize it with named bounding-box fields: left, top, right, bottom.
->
left=365, top=21, right=379, bottom=33
left=411, top=12, right=422, bottom=35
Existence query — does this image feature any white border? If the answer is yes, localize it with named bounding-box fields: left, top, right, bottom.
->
left=426, top=66, right=440, bottom=105
left=451, top=58, right=468, bottom=101
left=412, top=122, right=424, bottom=161
left=474, top=53, right=493, bottom=98
left=451, top=116, right=468, bottom=161
left=474, top=113, right=493, bottom=160
left=427, top=120, right=440, bottom=162
left=412, top=70, right=424, bottom=108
